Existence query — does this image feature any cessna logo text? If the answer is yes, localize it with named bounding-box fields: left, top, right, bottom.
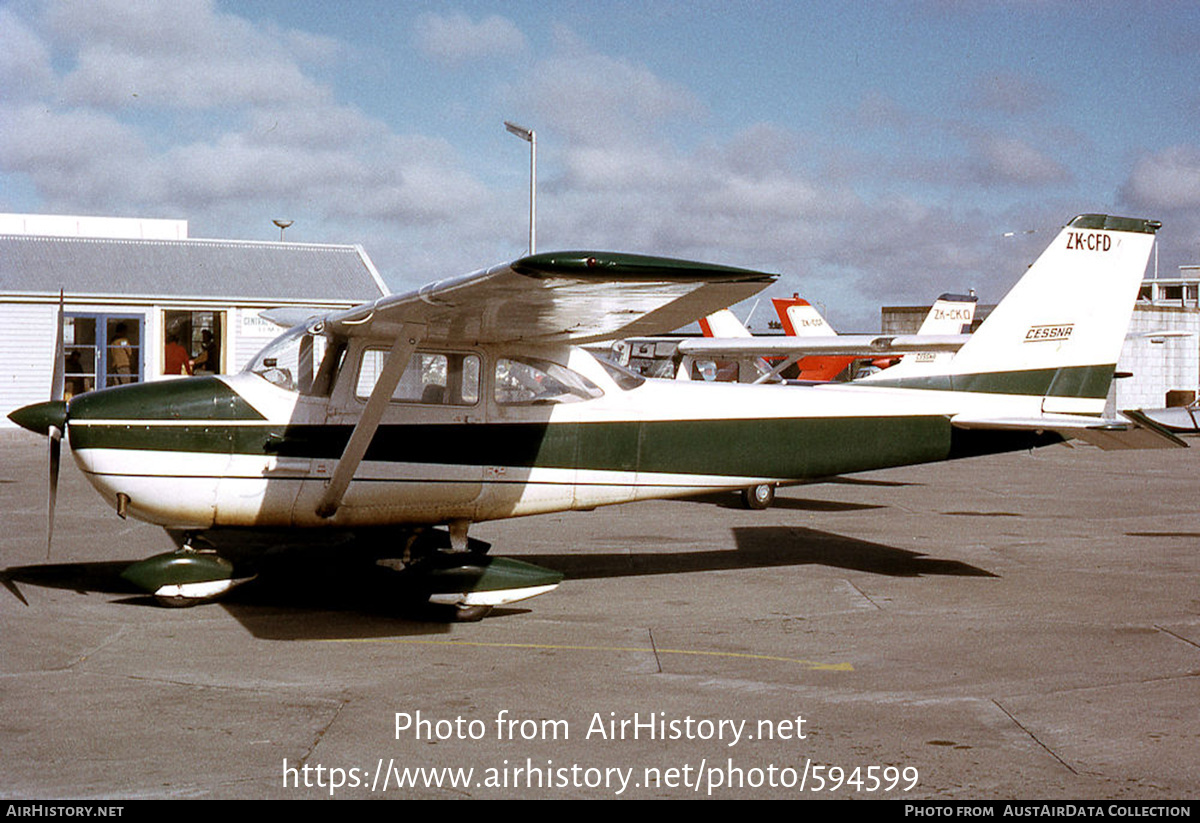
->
left=1025, top=324, right=1073, bottom=342
left=1065, top=231, right=1112, bottom=251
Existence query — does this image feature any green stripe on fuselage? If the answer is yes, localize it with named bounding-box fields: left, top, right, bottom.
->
left=66, top=415, right=1056, bottom=480
left=863, top=364, right=1115, bottom=398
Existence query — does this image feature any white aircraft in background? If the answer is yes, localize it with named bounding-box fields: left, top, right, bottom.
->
left=853, top=291, right=978, bottom=377
left=684, top=293, right=977, bottom=507
left=8, top=215, right=1182, bottom=619
left=683, top=292, right=978, bottom=384
left=679, top=294, right=976, bottom=385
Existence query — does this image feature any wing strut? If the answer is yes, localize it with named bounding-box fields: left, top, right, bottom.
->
left=316, top=323, right=426, bottom=519
left=750, top=354, right=802, bottom=385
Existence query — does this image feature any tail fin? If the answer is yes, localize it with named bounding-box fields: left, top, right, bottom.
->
left=699, top=308, right=752, bottom=338
left=772, top=296, right=836, bottom=336
left=916, top=293, right=977, bottom=335
left=862, top=214, right=1159, bottom=415
left=871, top=293, right=978, bottom=379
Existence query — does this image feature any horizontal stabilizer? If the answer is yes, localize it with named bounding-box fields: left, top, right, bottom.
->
left=950, top=411, right=1188, bottom=450
left=1132, top=406, right=1200, bottom=433
left=677, top=333, right=969, bottom=359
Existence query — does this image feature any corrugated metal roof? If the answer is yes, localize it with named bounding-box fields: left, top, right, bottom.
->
left=0, top=234, right=388, bottom=302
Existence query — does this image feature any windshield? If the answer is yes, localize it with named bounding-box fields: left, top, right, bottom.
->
left=245, top=325, right=336, bottom=394
left=597, top=357, right=646, bottom=390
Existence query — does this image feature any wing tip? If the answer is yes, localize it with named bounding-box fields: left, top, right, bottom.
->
left=512, top=251, right=777, bottom=283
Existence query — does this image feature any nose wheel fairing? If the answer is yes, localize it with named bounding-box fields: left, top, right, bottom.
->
left=120, top=550, right=254, bottom=607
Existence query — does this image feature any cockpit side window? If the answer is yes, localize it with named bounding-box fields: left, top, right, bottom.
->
left=494, top=356, right=604, bottom=405
left=356, top=349, right=480, bottom=405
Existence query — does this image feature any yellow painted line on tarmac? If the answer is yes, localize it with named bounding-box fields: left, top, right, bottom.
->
left=326, top=637, right=852, bottom=671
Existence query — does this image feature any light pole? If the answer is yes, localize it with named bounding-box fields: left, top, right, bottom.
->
left=272, top=219, right=293, bottom=242
left=504, top=121, right=536, bottom=255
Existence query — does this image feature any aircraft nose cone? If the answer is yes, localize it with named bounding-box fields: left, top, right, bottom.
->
left=8, top=400, right=68, bottom=436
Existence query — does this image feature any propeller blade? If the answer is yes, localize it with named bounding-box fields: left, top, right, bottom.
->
left=48, top=426, right=61, bottom=558
left=52, top=291, right=65, bottom=402
left=48, top=292, right=65, bottom=556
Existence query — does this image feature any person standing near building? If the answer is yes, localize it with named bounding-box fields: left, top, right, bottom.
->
left=163, top=332, right=193, bottom=376
left=109, top=322, right=134, bottom=384
left=192, top=329, right=219, bottom=374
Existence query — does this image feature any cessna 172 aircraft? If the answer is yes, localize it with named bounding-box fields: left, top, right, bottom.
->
left=7, top=214, right=1184, bottom=619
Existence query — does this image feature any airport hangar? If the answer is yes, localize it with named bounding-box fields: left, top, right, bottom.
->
left=0, top=213, right=388, bottom=428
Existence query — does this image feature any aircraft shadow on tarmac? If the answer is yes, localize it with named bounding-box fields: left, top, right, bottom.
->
left=1125, top=531, right=1200, bottom=538
left=684, top=492, right=887, bottom=512
left=0, top=559, right=474, bottom=640
left=524, top=526, right=996, bottom=580
left=1, top=524, right=993, bottom=640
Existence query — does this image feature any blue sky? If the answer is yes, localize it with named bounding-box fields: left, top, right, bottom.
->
left=2, top=0, right=1198, bottom=329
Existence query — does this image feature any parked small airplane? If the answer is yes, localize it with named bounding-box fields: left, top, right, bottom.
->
left=677, top=296, right=976, bottom=384
left=8, top=215, right=1183, bottom=618
left=765, top=295, right=855, bottom=381
left=857, top=292, right=977, bottom=375
left=682, top=292, right=978, bottom=384
left=685, top=294, right=978, bottom=509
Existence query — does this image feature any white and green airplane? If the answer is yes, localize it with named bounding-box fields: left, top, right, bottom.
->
left=8, top=214, right=1183, bottom=619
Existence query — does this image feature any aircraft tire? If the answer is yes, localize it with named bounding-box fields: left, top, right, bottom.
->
left=154, top=594, right=201, bottom=608
left=741, top=484, right=775, bottom=510
left=452, top=604, right=493, bottom=622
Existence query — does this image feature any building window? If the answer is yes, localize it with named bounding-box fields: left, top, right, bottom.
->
left=64, top=314, right=143, bottom=395
left=162, top=310, right=224, bottom=376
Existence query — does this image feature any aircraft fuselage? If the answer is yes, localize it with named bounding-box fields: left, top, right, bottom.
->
left=62, top=341, right=1057, bottom=531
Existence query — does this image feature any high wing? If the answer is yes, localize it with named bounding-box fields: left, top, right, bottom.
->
left=281, top=252, right=776, bottom=347
left=266, top=251, right=775, bottom=519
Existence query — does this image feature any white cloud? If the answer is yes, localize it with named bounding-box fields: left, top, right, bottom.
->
left=0, top=6, right=1125, bottom=329
left=46, top=0, right=330, bottom=109
left=157, top=114, right=492, bottom=224
left=1121, top=145, right=1200, bottom=210
left=968, top=135, right=1071, bottom=186
left=0, top=8, right=55, bottom=100
left=519, top=28, right=705, bottom=148
left=968, top=73, right=1056, bottom=115
left=1119, top=145, right=1200, bottom=282
left=0, top=2, right=494, bottom=250
left=412, top=11, right=527, bottom=66
left=0, top=104, right=159, bottom=206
